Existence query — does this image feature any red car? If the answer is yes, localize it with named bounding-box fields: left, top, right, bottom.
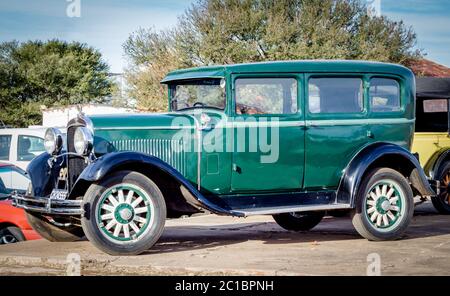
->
left=0, top=163, right=40, bottom=244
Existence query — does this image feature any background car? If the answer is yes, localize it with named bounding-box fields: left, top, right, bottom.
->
left=412, top=77, right=450, bottom=214
left=0, top=162, right=39, bottom=244
left=0, top=128, right=47, bottom=171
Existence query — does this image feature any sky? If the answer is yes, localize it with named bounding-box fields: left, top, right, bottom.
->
left=0, top=0, right=449, bottom=73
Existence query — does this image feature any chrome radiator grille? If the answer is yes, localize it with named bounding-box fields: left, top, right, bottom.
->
left=110, top=139, right=186, bottom=174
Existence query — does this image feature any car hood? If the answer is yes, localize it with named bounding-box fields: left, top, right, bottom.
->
left=89, top=113, right=198, bottom=131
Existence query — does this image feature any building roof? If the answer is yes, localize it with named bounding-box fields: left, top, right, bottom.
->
left=409, top=59, right=450, bottom=78
left=162, top=60, right=414, bottom=83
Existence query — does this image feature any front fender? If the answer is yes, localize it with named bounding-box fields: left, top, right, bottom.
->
left=337, top=142, right=435, bottom=206
left=71, top=152, right=232, bottom=215
left=27, top=152, right=63, bottom=197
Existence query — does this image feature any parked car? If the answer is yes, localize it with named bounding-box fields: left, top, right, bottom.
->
left=0, top=128, right=47, bottom=171
left=13, top=61, right=436, bottom=255
left=412, top=77, right=450, bottom=214
left=0, top=163, right=39, bottom=244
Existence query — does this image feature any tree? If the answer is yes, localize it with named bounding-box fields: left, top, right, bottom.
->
left=124, top=0, right=422, bottom=111
left=0, top=40, right=113, bottom=127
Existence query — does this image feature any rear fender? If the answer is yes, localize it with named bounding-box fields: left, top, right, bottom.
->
left=337, top=142, right=435, bottom=207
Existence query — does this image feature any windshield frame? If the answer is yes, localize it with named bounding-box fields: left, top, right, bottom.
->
left=169, top=78, right=227, bottom=112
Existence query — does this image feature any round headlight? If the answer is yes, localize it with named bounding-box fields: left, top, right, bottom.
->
left=74, top=127, right=94, bottom=156
left=44, top=128, right=63, bottom=155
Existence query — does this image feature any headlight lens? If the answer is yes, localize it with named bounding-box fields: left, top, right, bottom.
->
left=74, top=127, right=94, bottom=156
left=44, top=128, right=63, bottom=155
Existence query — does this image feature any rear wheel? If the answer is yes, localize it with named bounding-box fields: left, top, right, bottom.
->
left=432, top=161, right=450, bottom=214
left=81, top=171, right=166, bottom=256
left=273, top=211, right=324, bottom=231
left=0, top=226, right=25, bottom=244
left=25, top=212, right=84, bottom=242
left=352, top=168, right=414, bottom=241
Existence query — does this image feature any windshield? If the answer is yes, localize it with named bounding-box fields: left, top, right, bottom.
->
left=170, top=79, right=226, bottom=111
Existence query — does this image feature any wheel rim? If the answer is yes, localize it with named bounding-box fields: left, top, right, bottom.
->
left=0, top=234, right=17, bottom=244
left=440, top=171, right=450, bottom=206
left=364, top=179, right=406, bottom=232
left=96, top=184, right=154, bottom=243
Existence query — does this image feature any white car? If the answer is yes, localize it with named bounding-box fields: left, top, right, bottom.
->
left=0, top=128, right=48, bottom=171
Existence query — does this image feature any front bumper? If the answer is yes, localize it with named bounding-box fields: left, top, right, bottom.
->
left=12, top=193, right=84, bottom=216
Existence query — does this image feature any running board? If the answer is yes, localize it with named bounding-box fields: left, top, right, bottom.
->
left=230, top=204, right=352, bottom=217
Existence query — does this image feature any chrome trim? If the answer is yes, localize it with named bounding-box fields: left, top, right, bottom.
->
left=306, top=118, right=415, bottom=127
left=94, top=126, right=196, bottom=131
left=191, top=115, right=202, bottom=191
left=12, top=193, right=84, bottom=216
left=74, top=126, right=94, bottom=156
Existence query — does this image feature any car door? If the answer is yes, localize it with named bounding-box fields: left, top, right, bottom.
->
left=304, top=75, right=369, bottom=190
left=230, top=74, right=305, bottom=192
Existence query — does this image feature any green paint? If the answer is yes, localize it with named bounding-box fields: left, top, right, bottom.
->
left=88, top=60, right=415, bottom=196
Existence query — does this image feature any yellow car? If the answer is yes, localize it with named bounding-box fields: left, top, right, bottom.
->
left=412, top=77, right=450, bottom=214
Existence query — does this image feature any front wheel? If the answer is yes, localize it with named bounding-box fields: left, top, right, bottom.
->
left=351, top=168, right=414, bottom=241
left=81, top=171, right=166, bottom=256
left=273, top=211, right=324, bottom=231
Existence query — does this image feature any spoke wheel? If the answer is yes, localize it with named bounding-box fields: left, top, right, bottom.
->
left=364, top=180, right=405, bottom=232
left=432, top=161, right=450, bottom=214
left=97, top=184, right=153, bottom=243
left=352, top=168, right=413, bottom=241
left=81, top=171, right=166, bottom=256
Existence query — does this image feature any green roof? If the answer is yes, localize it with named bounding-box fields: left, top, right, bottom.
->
left=161, top=60, right=414, bottom=83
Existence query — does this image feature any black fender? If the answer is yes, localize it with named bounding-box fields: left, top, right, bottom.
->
left=337, top=142, right=435, bottom=207
left=27, top=152, right=63, bottom=197
left=424, top=148, right=450, bottom=180
left=70, top=151, right=232, bottom=215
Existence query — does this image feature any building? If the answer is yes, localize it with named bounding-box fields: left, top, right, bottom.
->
left=409, top=59, right=450, bottom=78
left=41, top=104, right=136, bottom=127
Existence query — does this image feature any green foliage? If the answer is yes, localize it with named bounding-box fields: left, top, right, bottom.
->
left=124, top=0, right=422, bottom=111
left=0, top=40, right=113, bottom=127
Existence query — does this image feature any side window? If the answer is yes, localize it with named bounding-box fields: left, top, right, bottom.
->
left=0, top=135, right=11, bottom=161
left=370, top=78, right=401, bottom=112
left=17, top=135, right=45, bottom=161
left=235, top=78, right=297, bottom=115
left=309, top=78, right=363, bottom=114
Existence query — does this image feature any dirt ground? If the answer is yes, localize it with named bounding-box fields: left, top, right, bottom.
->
left=0, top=202, right=449, bottom=276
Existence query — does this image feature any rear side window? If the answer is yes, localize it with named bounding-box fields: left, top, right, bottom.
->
left=0, top=135, right=11, bottom=161
left=17, top=135, right=45, bottom=161
left=235, top=78, right=298, bottom=115
left=370, top=78, right=401, bottom=112
left=308, top=78, right=363, bottom=114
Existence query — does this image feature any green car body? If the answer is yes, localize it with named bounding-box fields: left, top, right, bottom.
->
left=13, top=60, right=437, bottom=255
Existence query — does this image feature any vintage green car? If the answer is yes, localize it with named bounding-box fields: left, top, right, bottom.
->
left=13, top=61, right=436, bottom=255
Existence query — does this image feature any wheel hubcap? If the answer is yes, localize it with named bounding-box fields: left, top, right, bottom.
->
left=365, top=180, right=404, bottom=230
left=97, top=184, right=153, bottom=242
left=0, top=234, right=17, bottom=244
